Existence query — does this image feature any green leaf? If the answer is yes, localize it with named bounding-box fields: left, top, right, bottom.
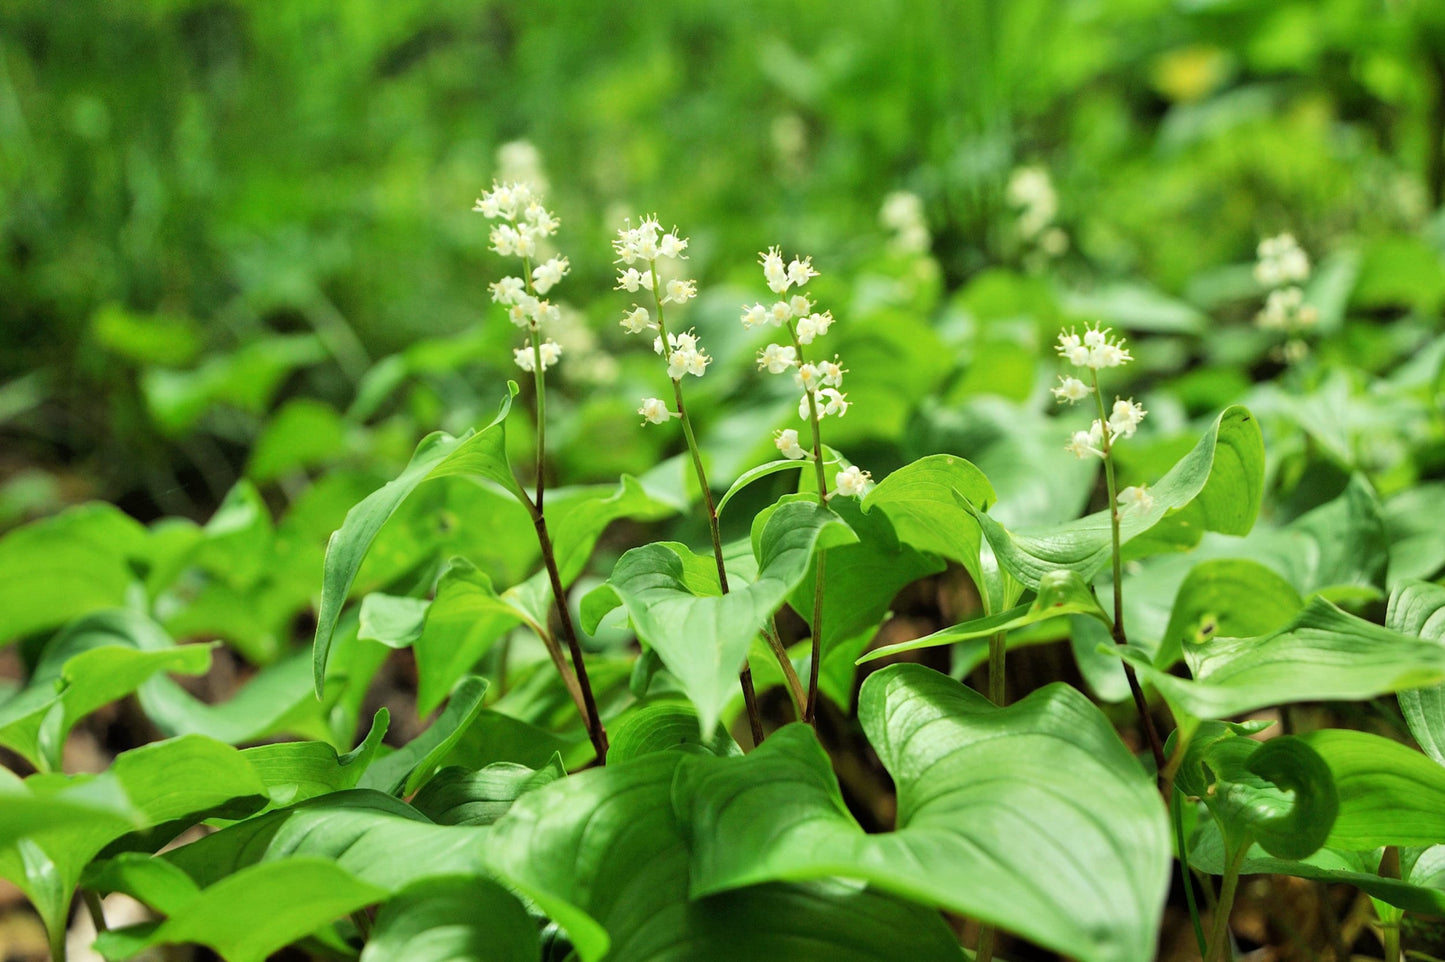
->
left=246, top=398, right=349, bottom=483
left=359, top=876, right=540, bottom=962
left=139, top=647, right=330, bottom=746
left=141, top=334, right=328, bottom=435
left=860, top=453, right=1004, bottom=608
left=357, top=593, right=430, bottom=648
left=1298, top=729, right=1445, bottom=848
left=1241, top=474, right=1387, bottom=601
left=716, top=458, right=810, bottom=517
left=241, top=708, right=389, bottom=806
left=1154, top=559, right=1303, bottom=669
left=589, top=500, right=852, bottom=734
left=1389, top=580, right=1445, bottom=765
left=359, top=676, right=489, bottom=795
left=972, top=405, right=1264, bottom=589
left=548, top=475, right=677, bottom=584
left=412, top=560, right=527, bottom=716
left=857, top=568, right=1107, bottom=664
left=487, top=752, right=965, bottom=962
left=1121, top=598, right=1445, bottom=720
left=1385, top=484, right=1445, bottom=587
left=313, top=386, right=525, bottom=695
left=605, top=699, right=742, bottom=764
left=0, top=610, right=214, bottom=771
left=410, top=756, right=566, bottom=827
left=95, top=857, right=387, bottom=962
left=675, top=665, right=1170, bottom=962
left=0, top=504, right=148, bottom=644
left=1174, top=723, right=1337, bottom=859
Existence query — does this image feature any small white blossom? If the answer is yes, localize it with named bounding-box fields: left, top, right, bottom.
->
left=531, top=256, right=570, bottom=295
left=1255, top=233, right=1310, bottom=287
left=490, top=223, right=521, bottom=257
left=513, top=338, right=562, bottom=373
left=795, top=363, right=821, bottom=390
left=817, top=387, right=849, bottom=417
left=769, top=300, right=793, bottom=326
left=1007, top=166, right=1059, bottom=240
left=1117, top=484, right=1154, bottom=515
left=775, top=428, right=810, bottom=460
left=758, top=343, right=798, bottom=374
left=663, top=278, right=697, bottom=305
left=638, top=397, right=675, bottom=425
left=834, top=465, right=873, bottom=498
left=761, top=246, right=790, bottom=293
left=489, top=276, right=526, bottom=305
left=658, top=231, right=688, bottom=259
left=1108, top=398, right=1147, bottom=439
left=789, top=294, right=813, bottom=316
left=1066, top=421, right=1106, bottom=460
left=1051, top=375, right=1091, bottom=404
left=507, top=293, right=540, bottom=328
left=795, top=310, right=834, bottom=344
left=1256, top=286, right=1319, bottom=333
left=817, top=358, right=845, bottom=387
left=615, top=267, right=654, bottom=293
left=741, top=303, right=770, bottom=329
left=1058, top=325, right=1131, bottom=370
left=786, top=256, right=819, bottom=288
left=620, top=306, right=653, bottom=334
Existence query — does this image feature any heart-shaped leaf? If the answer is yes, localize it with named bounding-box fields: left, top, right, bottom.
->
left=486, top=752, right=964, bottom=962
left=1297, top=729, right=1445, bottom=848
left=359, top=875, right=539, bottom=962
left=674, top=665, right=1170, bottom=962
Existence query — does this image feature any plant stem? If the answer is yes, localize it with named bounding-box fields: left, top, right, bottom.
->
left=49, top=917, right=65, bottom=962
left=986, top=631, right=1006, bottom=706
left=1090, top=372, right=1168, bottom=777
left=976, top=924, right=997, bottom=962
left=1380, top=846, right=1403, bottom=962
left=81, top=890, right=107, bottom=933
left=528, top=497, right=608, bottom=763
left=521, top=254, right=548, bottom=513
left=801, top=386, right=829, bottom=726
left=1172, top=789, right=1209, bottom=960
left=1208, top=844, right=1248, bottom=962
left=652, top=263, right=765, bottom=745
left=762, top=620, right=807, bottom=716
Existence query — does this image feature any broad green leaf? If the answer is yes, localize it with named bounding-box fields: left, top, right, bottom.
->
left=860, top=453, right=1004, bottom=608
left=190, top=479, right=275, bottom=590
left=141, top=334, right=328, bottom=435
left=0, top=771, right=140, bottom=851
left=715, top=458, right=809, bottom=517
left=0, top=736, right=268, bottom=949
left=587, top=500, right=852, bottom=735
left=83, top=853, right=202, bottom=916
left=314, top=386, right=525, bottom=694
left=1385, top=484, right=1445, bottom=587
left=359, top=676, right=489, bottom=795
left=776, top=495, right=944, bottom=664
left=1173, top=723, right=1337, bottom=859
left=675, top=665, right=1170, bottom=962
left=548, top=474, right=676, bottom=584
left=1154, top=559, right=1303, bottom=668
left=139, top=647, right=330, bottom=746
left=357, top=593, right=430, bottom=648
left=412, top=560, right=527, bottom=716
left=163, top=790, right=491, bottom=894
left=241, top=708, right=389, bottom=806
left=0, top=503, right=148, bottom=644
left=971, top=405, right=1264, bottom=589
left=487, top=752, right=964, bottom=962
left=0, top=610, right=214, bottom=771
left=1298, top=729, right=1445, bottom=848
left=605, top=699, right=742, bottom=764
left=1239, top=474, right=1387, bottom=601
left=434, top=706, right=596, bottom=773
left=359, top=876, right=539, bottom=962
left=410, top=756, right=566, bottom=827
left=1120, top=598, right=1445, bottom=720
left=95, top=857, right=386, bottom=962
left=1389, top=580, right=1445, bottom=764
left=246, top=398, right=349, bottom=482
left=857, top=568, right=1107, bottom=664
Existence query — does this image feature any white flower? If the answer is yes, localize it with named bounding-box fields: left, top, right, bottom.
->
left=490, top=223, right=521, bottom=257
left=834, top=465, right=873, bottom=498
left=795, top=363, right=821, bottom=390
left=795, top=310, right=834, bottom=344
left=525, top=204, right=559, bottom=236
left=531, top=257, right=570, bottom=295
left=513, top=338, right=561, bottom=373
left=1117, top=484, right=1154, bottom=515
left=741, top=303, right=770, bottom=329
left=1058, top=325, right=1131, bottom=370
left=1066, top=421, right=1106, bottom=460
left=620, top=306, right=652, bottom=334
left=786, top=256, right=819, bottom=288
left=1256, top=286, right=1318, bottom=333
left=666, top=344, right=710, bottom=379
left=761, top=246, right=790, bottom=293
left=1056, top=330, right=1091, bottom=367
left=769, top=300, right=793, bottom=326
left=817, top=387, right=849, bottom=417
left=507, top=293, right=540, bottom=328
left=658, top=231, right=688, bottom=259
left=615, top=268, right=654, bottom=293
left=775, top=428, right=810, bottom=460
left=758, top=343, right=798, bottom=374
left=817, top=358, right=845, bottom=387
left=1255, top=233, right=1310, bottom=286
left=1051, top=375, right=1091, bottom=404
left=672, top=330, right=698, bottom=353
left=532, top=300, right=560, bottom=328
left=638, top=397, right=675, bottom=425
left=489, top=276, right=526, bottom=305
left=513, top=225, right=538, bottom=259
left=1107, top=398, right=1146, bottom=439
left=663, top=278, right=697, bottom=305
left=788, top=294, right=813, bottom=316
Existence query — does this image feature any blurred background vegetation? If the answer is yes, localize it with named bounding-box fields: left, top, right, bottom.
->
left=3, top=0, right=1445, bottom=530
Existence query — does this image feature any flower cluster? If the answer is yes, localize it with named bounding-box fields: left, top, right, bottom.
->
left=1054, top=324, right=1150, bottom=514
left=1253, top=233, right=1316, bottom=361
left=879, top=191, right=931, bottom=255
left=748, top=249, right=870, bottom=498
left=1006, top=166, right=1069, bottom=263
left=475, top=181, right=567, bottom=373
left=1056, top=326, right=1132, bottom=371
left=613, top=217, right=709, bottom=424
